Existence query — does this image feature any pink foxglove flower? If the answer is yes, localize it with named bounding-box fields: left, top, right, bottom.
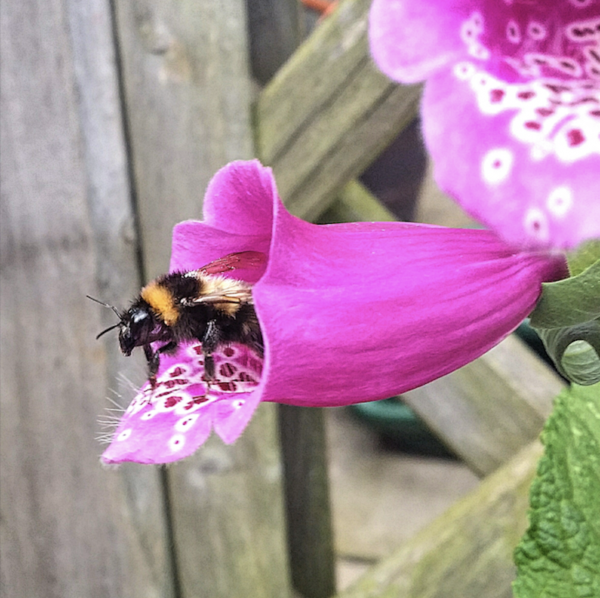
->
left=370, top=0, right=600, bottom=249
left=102, top=160, right=565, bottom=464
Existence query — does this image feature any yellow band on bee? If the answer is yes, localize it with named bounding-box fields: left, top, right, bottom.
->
left=141, top=282, right=179, bottom=325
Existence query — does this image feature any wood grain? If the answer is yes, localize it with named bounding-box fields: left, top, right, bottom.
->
left=113, top=0, right=255, bottom=279
left=255, top=0, right=421, bottom=221
left=336, top=441, right=543, bottom=598
left=113, top=2, right=291, bottom=596
left=403, top=335, right=565, bottom=477
left=0, top=0, right=173, bottom=596
left=279, top=406, right=336, bottom=598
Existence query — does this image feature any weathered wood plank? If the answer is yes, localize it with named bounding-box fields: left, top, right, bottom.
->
left=246, top=5, right=337, bottom=596
left=246, top=0, right=304, bottom=85
left=113, top=2, right=291, bottom=597
left=255, top=0, right=421, bottom=221
left=402, top=333, right=565, bottom=477
left=113, top=0, right=255, bottom=279
left=279, top=406, right=336, bottom=598
left=336, top=441, right=543, bottom=598
left=0, top=0, right=173, bottom=596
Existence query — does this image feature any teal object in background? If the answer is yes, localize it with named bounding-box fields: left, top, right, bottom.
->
left=351, top=320, right=555, bottom=458
left=350, top=399, right=455, bottom=458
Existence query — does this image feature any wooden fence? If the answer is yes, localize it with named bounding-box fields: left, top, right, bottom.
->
left=1, top=1, right=564, bottom=597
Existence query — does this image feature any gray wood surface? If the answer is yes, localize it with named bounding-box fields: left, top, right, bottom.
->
left=0, top=1, right=173, bottom=597
left=279, top=406, right=336, bottom=598
left=247, top=3, right=338, bottom=596
left=113, top=2, right=291, bottom=597
left=113, top=0, right=255, bottom=279
left=246, top=0, right=304, bottom=84
left=255, top=0, right=421, bottom=221
left=403, top=335, right=565, bottom=476
left=336, top=441, right=543, bottom=598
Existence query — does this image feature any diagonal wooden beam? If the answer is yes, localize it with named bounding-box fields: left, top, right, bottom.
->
left=255, top=0, right=420, bottom=221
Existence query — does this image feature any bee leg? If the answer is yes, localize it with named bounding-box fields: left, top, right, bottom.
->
left=201, top=320, right=220, bottom=389
left=144, top=342, right=177, bottom=389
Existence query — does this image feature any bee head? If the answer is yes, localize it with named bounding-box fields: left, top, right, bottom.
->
left=118, top=303, right=159, bottom=356
left=88, top=295, right=160, bottom=356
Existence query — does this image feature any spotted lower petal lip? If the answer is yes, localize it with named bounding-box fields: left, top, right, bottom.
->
left=369, top=0, right=600, bottom=249
left=101, top=160, right=566, bottom=464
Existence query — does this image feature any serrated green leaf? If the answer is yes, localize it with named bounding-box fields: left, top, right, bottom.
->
left=567, top=240, right=600, bottom=277
left=530, top=261, right=600, bottom=329
left=514, top=383, right=600, bottom=598
left=538, top=322, right=600, bottom=386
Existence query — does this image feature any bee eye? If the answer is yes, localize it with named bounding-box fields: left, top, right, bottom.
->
left=132, top=312, right=148, bottom=323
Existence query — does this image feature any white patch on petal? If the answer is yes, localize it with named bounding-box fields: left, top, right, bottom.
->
left=481, top=148, right=514, bottom=185
left=524, top=208, right=550, bottom=241
left=233, top=399, right=245, bottom=409
left=546, top=187, right=573, bottom=218
left=506, top=20, right=521, bottom=44
left=460, top=13, right=489, bottom=62
left=468, top=43, right=491, bottom=61
left=169, top=434, right=186, bottom=453
left=116, top=428, right=132, bottom=442
left=175, top=414, right=199, bottom=433
left=463, top=63, right=600, bottom=163
left=527, top=21, right=547, bottom=41
left=453, top=61, right=475, bottom=81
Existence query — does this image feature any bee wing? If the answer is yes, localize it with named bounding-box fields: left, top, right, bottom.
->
left=196, top=251, right=267, bottom=276
left=191, top=288, right=252, bottom=305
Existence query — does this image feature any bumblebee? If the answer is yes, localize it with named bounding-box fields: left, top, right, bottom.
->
left=91, top=251, right=265, bottom=388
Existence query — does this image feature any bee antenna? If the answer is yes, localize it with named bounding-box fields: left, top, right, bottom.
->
left=95, top=322, right=122, bottom=340
left=86, top=295, right=122, bottom=321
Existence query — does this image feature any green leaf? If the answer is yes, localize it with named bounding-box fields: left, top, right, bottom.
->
left=530, top=261, right=600, bottom=329
left=567, top=240, right=600, bottom=277
left=514, top=383, right=600, bottom=598
left=538, top=323, right=600, bottom=386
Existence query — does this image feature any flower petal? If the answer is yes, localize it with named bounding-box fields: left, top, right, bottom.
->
left=101, top=161, right=566, bottom=463
left=369, top=0, right=600, bottom=248
left=101, top=343, right=263, bottom=465
left=369, top=0, right=465, bottom=82
left=422, top=67, right=600, bottom=248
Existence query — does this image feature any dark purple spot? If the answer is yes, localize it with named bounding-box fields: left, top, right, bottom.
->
left=173, top=378, right=189, bottom=385
left=525, top=121, right=542, bottom=130
left=490, top=89, right=505, bottom=102
left=155, top=391, right=173, bottom=398
left=192, top=395, right=210, bottom=404
left=590, top=110, right=600, bottom=117
left=492, top=159, right=502, bottom=168
left=223, top=347, right=235, bottom=357
left=218, top=382, right=236, bottom=392
left=219, top=362, right=237, bottom=377
left=170, top=367, right=184, bottom=377
left=164, top=396, right=182, bottom=408
left=536, top=107, right=554, bottom=117
left=567, top=129, right=585, bottom=146
left=517, top=91, right=535, bottom=100
left=192, top=345, right=203, bottom=355
left=560, top=61, right=575, bottom=71
left=545, top=84, right=569, bottom=94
